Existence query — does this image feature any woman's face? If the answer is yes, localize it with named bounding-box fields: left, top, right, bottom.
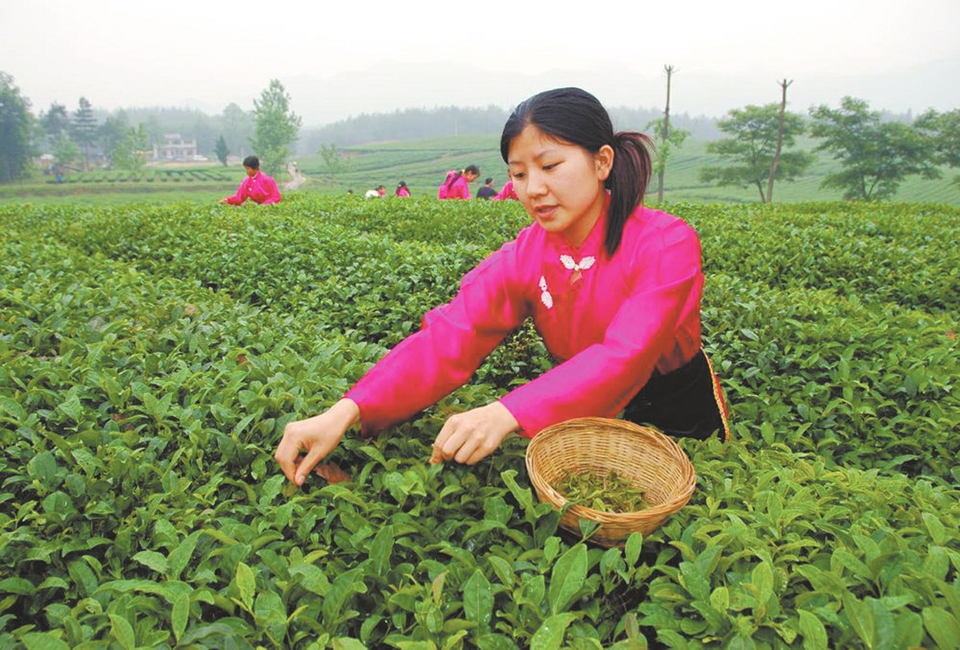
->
left=507, top=124, right=613, bottom=247
left=244, top=166, right=258, bottom=177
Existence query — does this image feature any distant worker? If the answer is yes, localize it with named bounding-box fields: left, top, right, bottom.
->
left=395, top=181, right=411, bottom=197
left=438, top=165, right=480, bottom=199
left=220, top=155, right=282, bottom=205
left=476, top=177, right=498, bottom=199
left=365, top=185, right=387, bottom=199
left=493, top=174, right=517, bottom=201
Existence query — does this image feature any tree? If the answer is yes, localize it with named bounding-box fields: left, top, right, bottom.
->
left=809, top=96, right=939, bottom=201
left=646, top=116, right=689, bottom=204
left=52, top=132, right=81, bottom=170
left=40, top=102, right=71, bottom=142
left=647, top=65, right=688, bottom=204
left=222, top=102, right=253, bottom=159
left=111, top=124, right=149, bottom=173
left=0, top=72, right=34, bottom=183
left=99, top=114, right=129, bottom=163
left=699, top=103, right=813, bottom=203
left=250, top=79, right=301, bottom=176
left=319, top=143, right=351, bottom=173
left=915, top=108, right=960, bottom=187
left=214, top=134, right=229, bottom=166
left=72, top=97, right=98, bottom=171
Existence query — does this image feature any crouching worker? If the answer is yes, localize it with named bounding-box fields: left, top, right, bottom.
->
left=276, top=87, right=729, bottom=486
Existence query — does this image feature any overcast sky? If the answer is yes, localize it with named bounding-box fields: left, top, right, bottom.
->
left=3, top=0, right=959, bottom=125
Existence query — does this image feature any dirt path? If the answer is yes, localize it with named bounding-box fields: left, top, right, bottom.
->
left=284, top=162, right=307, bottom=191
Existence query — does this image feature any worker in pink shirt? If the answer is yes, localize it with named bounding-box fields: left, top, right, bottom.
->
left=220, top=155, right=282, bottom=205
left=493, top=175, right=517, bottom=200
left=276, top=87, right=729, bottom=485
left=437, top=165, right=480, bottom=199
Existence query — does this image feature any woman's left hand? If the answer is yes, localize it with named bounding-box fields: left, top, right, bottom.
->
left=430, top=401, right=519, bottom=465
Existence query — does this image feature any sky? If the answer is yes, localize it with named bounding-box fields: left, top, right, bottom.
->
left=3, top=0, right=959, bottom=126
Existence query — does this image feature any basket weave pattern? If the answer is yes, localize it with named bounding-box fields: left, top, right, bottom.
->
left=525, top=417, right=697, bottom=547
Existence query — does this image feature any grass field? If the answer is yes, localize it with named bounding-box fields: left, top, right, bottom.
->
left=3, top=134, right=959, bottom=207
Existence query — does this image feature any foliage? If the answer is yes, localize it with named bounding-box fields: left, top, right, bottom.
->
left=0, top=71, right=34, bottom=183
left=39, top=102, right=71, bottom=140
left=250, top=79, right=302, bottom=177
left=699, top=103, right=813, bottom=203
left=319, top=143, right=351, bottom=173
left=809, top=97, right=941, bottom=201
left=1, top=196, right=957, bottom=648
left=915, top=108, right=960, bottom=187
left=645, top=116, right=690, bottom=201
left=98, top=114, right=130, bottom=162
left=51, top=132, right=81, bottom=170
left=111, top=124, right=150, bottom=173
left=71, top=97, right=99, bottom=171
left=214, top=135, right=230, bottom=166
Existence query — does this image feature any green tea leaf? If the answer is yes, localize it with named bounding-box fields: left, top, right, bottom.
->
left=368, top=524, right=395, bottom=577
left=236, top=561, right=256, bottom=611
left=921, top=512, right=947, bottom=546
left=20, top=633, right=71, bottom=650
left=530, top=613, right=578, bottom=650
left=923, top=606, right=960, bottom=650
left=843, top=593, right=875, bottom=649
left=548, top=543, right=587, bottom=615
left=462, top=568, right=493, bottom=633
left=171, top=592, right=189, bottom=644
left=108, top=613, right=136, bottom=650
left=798, top=610, right=828, bottom=650
left=132, top=551, right=169, bottom=575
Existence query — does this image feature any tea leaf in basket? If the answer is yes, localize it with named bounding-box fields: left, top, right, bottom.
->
left=553, top=470, right=649, bottom=513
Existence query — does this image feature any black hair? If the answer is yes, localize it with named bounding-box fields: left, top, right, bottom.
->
left=484, top=177, right=493, bottom=184
left=242, top=155, right=260, bottom=169
left=499, top=87, right=654, bottom=257
left=445, top=164, right=480, bottom=191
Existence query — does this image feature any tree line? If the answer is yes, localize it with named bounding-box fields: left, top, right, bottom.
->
left=0, top=73, right=301, bottom=180
left=2, top=69, right=958, bottom=201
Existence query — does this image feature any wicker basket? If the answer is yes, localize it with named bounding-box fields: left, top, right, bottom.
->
left=525, top=417, right=697, bottom=548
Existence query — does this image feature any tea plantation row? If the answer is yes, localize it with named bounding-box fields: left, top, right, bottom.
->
left=0, top=196, right=957, bottom=649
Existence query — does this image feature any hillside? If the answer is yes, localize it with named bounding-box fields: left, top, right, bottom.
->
left=294, top=134, right=960, bottom=206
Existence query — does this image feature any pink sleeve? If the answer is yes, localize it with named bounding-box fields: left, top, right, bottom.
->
left=500, top=222, right=703, bottom=437
left=223, top=178, right=248, bottom=205
left=455, top=177, right=471, bottom=199
left=345, top=241, right=530, bottom=437
left=493, top=180, right=515, bottom=201
left=262, top=175, right=282, bottom=204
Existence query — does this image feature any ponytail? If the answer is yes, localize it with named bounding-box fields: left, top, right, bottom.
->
left=500, top=87, right=656, bottom=257
left=604, top=132, right=655, bottom=256
left=445, top=170, right=463, bottom=191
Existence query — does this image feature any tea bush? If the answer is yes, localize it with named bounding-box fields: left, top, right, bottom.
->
left=1, top=196, right=957, bottom=648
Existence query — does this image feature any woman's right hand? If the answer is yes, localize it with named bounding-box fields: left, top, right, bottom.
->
left=274, top=398, right=360, bottom=487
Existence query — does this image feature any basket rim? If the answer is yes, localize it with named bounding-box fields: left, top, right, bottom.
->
left=524, top=416, right=697, bottom=520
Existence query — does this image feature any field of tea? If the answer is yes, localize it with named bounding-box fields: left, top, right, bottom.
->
left=1, top=195, right=958, bottom=649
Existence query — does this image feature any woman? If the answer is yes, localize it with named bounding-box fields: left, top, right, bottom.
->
left=220, top=155, right=282, bottom=205
left=276, top=87, right=728, bottom=486
left=395, top=181, right=411, bottom=197
left=493, top=174, right=517, bottom=201
left=437, top=165, right=480, bottom=199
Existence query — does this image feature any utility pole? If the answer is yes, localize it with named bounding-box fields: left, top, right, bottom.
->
left=657, top=65, right=675, bottom=204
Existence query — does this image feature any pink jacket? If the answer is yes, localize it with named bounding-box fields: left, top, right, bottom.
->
left=437, top=171, right=471, bottom=200
left=493, top=179, right=517, bottom=201
left=346, top=199, right=705, bottom=439
left=223, top=171, right=282, bottom=205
